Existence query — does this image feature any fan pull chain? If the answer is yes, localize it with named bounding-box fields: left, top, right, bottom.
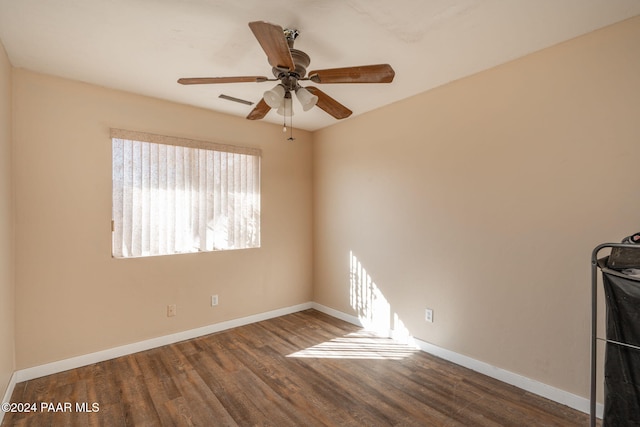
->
left=281, top=96, right=294, bottom=141
left=288, top=109, right=295, bottom=141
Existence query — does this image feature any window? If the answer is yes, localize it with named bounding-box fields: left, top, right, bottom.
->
left=111, top=129, right=260, bottom=258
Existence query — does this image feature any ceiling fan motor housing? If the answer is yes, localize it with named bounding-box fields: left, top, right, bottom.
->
left=272, top=48, right=310, bottom=87
left=269, top=27, right=309, bottom=91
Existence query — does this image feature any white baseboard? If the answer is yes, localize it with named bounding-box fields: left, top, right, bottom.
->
left=413, top=336, right=603, bottom=418
left=0, top=371, right=17, bottom=424
left=310, top=302, right=603, bottom=419
left=15, top=302, right=313, bottom=383
left=310, top=302, right=364, bottom=326
left=8, top=301, right=603, bottom=421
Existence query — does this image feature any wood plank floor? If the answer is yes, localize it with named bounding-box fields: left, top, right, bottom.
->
left=3, top=309, right=593, bottom=426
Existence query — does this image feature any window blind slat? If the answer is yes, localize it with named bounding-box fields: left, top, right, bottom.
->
left=112, top=139, right=125, bottom=257
left=141, top=141, right=151, bottom=256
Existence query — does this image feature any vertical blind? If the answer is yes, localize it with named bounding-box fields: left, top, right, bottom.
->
left=111, top=129, right=261, bottom=258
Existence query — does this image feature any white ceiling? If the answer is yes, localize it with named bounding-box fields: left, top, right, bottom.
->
left=1, top=0, right=639, bottom=131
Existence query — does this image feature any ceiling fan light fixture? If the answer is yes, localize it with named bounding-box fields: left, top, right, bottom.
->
left=263, top=84, right=286, bottom=108
left=295, top=87, right=318, bottom=111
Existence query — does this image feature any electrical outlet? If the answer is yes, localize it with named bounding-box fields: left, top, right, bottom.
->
left=167, top=304, right=177, bottom=317
left=425, top=308, right=434, bottom=323
left=211, top=295, right=219, bottom=307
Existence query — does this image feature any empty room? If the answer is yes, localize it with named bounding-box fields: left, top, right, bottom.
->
left=1, top=1, right=640, bottom=425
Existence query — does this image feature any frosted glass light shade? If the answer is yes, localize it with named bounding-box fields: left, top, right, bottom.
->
left=276, top=97, right=294, bottom=116
left=295, top=87, right=318, bottom=111
left=263, top=85, right=285, bottom=108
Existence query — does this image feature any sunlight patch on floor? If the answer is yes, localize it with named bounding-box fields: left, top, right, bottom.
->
left=287, top=331, right=417, bottom=360
left=300, top=250, right=422, bottom=360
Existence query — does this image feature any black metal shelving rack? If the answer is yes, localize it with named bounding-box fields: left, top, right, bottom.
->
left=591, top=243, right=640, bottom=427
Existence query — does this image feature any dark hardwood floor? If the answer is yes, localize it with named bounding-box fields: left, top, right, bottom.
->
left=3, top=309, right=592, bottom=426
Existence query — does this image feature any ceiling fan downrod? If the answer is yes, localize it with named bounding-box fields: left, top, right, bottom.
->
left=283, top=28, right=299, bottom=47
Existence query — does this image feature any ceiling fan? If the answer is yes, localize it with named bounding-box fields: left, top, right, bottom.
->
left=177, top=21, right=395, bottom=121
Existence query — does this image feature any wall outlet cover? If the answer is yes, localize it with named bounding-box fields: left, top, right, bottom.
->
left=167, top=304, right=177, bottom=317
left=425, top=308, right=434, bottom=323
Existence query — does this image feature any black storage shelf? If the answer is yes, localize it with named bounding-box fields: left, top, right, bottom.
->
left=591, top=243, right=640, bottom=427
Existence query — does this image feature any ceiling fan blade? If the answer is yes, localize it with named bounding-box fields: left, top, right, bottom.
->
left=246, top=98, right=271, bottom=120
left=308, top=64, right=395, bottom=84
left=305, top=87, right=352, bottom=119
left=248, top=21, right=295, bottom=71
left=178, top=76, right=269, bottom=85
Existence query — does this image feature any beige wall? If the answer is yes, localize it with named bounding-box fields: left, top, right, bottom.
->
left=0, top=41, right=14, bottom=395
left=12, top=70, right=313, bottom=369
left=313, top=16, right=640, bottom=399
